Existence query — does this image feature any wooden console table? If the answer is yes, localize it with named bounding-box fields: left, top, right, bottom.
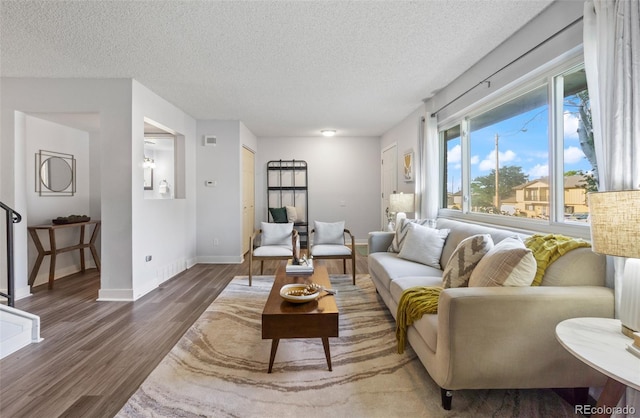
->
left=28, top=220, right=101, bottom=289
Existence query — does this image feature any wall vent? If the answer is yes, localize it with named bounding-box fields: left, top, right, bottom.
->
left=203, top=135, right=217, bottom=146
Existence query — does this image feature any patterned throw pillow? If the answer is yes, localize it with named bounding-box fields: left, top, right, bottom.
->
left=388, top=218, right=436, bottom=253
left=468, top=236, right=536, bottom=287
left=442, top=234, right=494, bottom=288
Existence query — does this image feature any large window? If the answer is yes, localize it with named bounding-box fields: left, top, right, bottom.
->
left=440, top=63, right=597, bottom=230
left=444, top=125, right=462, bottom=211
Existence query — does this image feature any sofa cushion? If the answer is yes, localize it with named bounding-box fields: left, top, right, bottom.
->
left=442, top=234, right=494, bottom=288
left=314, top=221, right=345, bottom=245
left=542, top=247, right=606, bottom=286
left=260, top=222, right=293, bottom=247
left=368, top=252, right=441, bottom=291
left=397, top=223, right=450, bottom=269
left=390, top=276, right=442, bottom=353
left=388, top=218, right=435, bottom=253
left=469, top=237, right=536, bottom=287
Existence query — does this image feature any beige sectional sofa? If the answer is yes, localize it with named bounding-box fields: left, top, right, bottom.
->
left=368, top=218, right=615, bottom=410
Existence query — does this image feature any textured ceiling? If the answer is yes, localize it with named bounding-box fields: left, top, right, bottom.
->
left=1, top=0, right=554, bottom=137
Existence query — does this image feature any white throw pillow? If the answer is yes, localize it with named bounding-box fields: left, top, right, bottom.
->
left=397, top=223, right=450, bottom=269
left=468, top=236, right=536, bottom=287
left=314, top=221, right=345, bottom=245
left=285, top=206, right=297, bottom=222
left=388, top=218, right=437, bottom=253
left=260, top=222, right=294, bottom=248
left=442, top=234, right=494, bottom=288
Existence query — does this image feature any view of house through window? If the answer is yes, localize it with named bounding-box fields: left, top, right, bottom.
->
left=440, top=63, right=596, bottom=227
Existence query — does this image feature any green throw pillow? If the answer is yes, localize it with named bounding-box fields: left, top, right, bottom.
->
left=269, top=207, right=288, bottom=223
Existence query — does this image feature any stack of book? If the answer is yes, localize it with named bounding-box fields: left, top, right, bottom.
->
left=626, top=332, right=640, bottom=359
left=285, top=258, right=314, bottom=274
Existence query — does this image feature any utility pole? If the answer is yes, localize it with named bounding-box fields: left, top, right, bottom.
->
left=494, top=134, right=500, bottom=211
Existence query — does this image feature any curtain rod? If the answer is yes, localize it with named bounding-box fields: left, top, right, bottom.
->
left=429, top=15, right=584, bottom=118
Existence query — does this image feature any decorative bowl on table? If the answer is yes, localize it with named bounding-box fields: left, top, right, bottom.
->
left=280, top=283, right=321, bottom=303
left=52, top=215, right=91, bottom=225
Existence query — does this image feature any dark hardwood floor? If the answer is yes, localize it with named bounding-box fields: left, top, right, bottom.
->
left=0, top=252, right=369, bottom=418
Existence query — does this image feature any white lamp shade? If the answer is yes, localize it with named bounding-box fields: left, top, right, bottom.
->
left=589, top=189, right=640, bottom=336
left=588, top=190, right=640, bottom=258
left=389, top=193, right=415, bottom=213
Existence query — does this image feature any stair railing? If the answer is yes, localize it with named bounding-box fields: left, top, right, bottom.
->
left=1, top=201, right=22, bottom=307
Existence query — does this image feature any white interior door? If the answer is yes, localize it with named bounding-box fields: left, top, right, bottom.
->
left=381, top=144, right=397, bottom=229
left=242, top=147, right=255, bottom=254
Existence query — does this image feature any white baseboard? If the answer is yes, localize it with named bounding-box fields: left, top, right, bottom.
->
left=197, top=255, right=244, bottom=264
left=97, top=288, right=135, bottom=302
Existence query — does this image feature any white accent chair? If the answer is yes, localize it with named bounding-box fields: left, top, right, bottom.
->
left=309, top=221, right=356, bottom=285
left=249, top=222, right=298, bottom=286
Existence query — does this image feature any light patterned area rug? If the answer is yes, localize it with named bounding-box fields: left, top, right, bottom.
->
left=117, top=274, right=575, bottom=417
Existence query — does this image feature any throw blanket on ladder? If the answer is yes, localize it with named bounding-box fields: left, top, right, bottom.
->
left=524, top=234, right=591, bottom=286
left=396, top=286, right=442, bottom=354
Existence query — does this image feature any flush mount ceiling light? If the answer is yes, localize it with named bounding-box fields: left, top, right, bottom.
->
left=321, top=130, right=336, bottom=137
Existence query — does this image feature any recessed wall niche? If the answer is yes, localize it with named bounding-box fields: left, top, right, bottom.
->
left=144, top=119, right=185, bottom=200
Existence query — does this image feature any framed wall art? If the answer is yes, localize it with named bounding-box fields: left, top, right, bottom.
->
left=403, top=151, right=414, bottom=182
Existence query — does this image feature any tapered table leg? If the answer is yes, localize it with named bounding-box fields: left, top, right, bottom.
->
left=268, top=339, right=280, bottom=373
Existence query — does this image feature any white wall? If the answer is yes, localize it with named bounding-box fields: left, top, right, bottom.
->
left=25, top=115, right=92, bottom=287
left=426, top=0, right=584, bottom=121
left=256, top=136, right=380, bottom=243
left=195, top=120, right=244, bottom=263
left=131, top=80, right=197, bottom=300
left=1, top=78, right=197, bottom=302
left=381, top=106, right=426, bottom=196
left=1, top=78, right=132, bottom=301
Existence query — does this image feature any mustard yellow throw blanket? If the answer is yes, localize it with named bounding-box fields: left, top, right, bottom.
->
left=395, top=234, right=591, bottom=354
left=523, top=234, right=591, bottom=286
left=395, top=286, right=442, bottom=354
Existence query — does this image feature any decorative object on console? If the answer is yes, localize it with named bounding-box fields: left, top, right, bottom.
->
left=35, top=150, right=76, bottom=196
left=158, top=179, right=169, bottom=194
left=389, top=193, right=415, bottom=231
left=589, top=190, right=640, bottom=338
left=52, top=214, right=90, bottom=225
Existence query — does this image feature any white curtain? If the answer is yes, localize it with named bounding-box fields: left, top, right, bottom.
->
left=584, top=0, right=640, bottom=308
left=584, top=0, right=640, bottom=414
left=417, top=112, right=440, bottom=219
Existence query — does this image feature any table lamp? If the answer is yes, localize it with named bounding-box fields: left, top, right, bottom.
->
left=588, top=190, right=640, bottom=338
left=389, top=193, right=415, bottom=231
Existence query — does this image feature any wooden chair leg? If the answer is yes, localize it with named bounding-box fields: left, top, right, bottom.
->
left=352, top=256, right=356, bottom=285
left=249, top=253, right=253, bottom=286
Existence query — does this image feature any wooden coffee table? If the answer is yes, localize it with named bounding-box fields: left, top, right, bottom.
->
left=262, top=261, right=339, bottom=373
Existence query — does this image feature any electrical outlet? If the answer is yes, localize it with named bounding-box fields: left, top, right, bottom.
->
left=145, top=255, right=152, bottom=262
left=213, top=239, right=219, bottom=246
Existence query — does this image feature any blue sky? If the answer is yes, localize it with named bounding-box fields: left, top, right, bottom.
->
left=446, top=99, right=593, bottom=193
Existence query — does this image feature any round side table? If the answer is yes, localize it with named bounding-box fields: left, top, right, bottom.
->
left=556, top=317, right=639, bottom=417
